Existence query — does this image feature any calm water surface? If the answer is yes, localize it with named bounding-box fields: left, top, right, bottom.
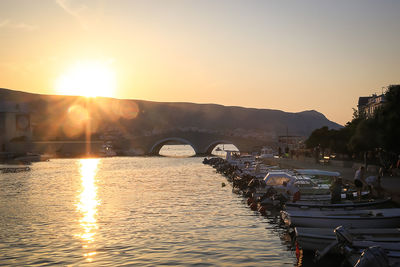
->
left=0, top=147, right=296, bottom=266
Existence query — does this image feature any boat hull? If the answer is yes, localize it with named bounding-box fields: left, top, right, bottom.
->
left=281, top=209, right=400, bottom=228
left=285, top=198, right=391, bottom=211
left=295, top=227, right=400, bottom=252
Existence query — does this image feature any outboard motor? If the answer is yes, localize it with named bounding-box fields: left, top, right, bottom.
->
left=335, top=226, right=353, bottom=244
left=354, top=246, right=389, bottom=267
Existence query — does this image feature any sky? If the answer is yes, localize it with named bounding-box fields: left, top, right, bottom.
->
left=1, top=0, right=399, bottom=125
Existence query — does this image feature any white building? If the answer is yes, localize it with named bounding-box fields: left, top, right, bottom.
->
left=358, top=93, right=386, bottom=118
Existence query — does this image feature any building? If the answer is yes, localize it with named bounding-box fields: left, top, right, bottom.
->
left=0, top=102, right=32, bottom=153
left=278, top=135, right=304, bottom=151
left=358, top=93, right=386, bottom=118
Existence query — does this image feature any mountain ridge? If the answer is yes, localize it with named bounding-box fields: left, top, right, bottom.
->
left=0, top=88, right=342, bottom=141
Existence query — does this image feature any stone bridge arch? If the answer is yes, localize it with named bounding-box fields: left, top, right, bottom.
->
left=204, top=140, right=240, bottom=155
left=149, top=137, right=198, bottom=155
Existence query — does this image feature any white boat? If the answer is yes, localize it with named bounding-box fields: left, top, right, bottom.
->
left=297, top=190, right=370, bottom=202
left=262, top=171, right=330, bottom=195
left=285, top=198, right=392, bottom=211
left=259, top=147, right=275, bottom=159
left=294, top=169, right=340, bottom=177
left=281, top=208, right=400, bottom=228
left=295, top=227, right=400, bottom=252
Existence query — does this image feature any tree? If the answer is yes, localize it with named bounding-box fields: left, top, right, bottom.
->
left=375, top=85, right=400, bottom=154
left=306, top=84, right=400, bottom=161
left=305, top=126, right=330, bottom=149
left=347, top=118, right=378, bottom=153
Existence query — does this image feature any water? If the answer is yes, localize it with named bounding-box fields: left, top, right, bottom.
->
left=0, top=147, right=296, bottom=266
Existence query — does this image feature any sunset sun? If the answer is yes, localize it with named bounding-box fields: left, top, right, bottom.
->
left=55, top=60, right=116, bottom=97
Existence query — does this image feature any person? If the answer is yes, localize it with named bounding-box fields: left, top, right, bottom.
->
left=354, top=166, right=365, bottom=200
left=397, top=155, right=400, bottom=169
left=282, top=181, right=300, bottom=203
left=365, top=175, right=382, bottom=198
left=330, top=177, right=342, bottom=204
left=315, top=146, right=320, bottom=164
left=255, top=163, right=261, bottom=174
left=393, top=155, right=400, bottom=176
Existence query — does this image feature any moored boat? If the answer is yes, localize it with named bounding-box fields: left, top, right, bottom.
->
left=281, top=208, right=400, bottom=228
left=295, top=227, right=400, bottom=252
left=285, top=198, right=392, bottom=211
left=262, top=171, right=330, bottom=195
left=332, top=226, right=400, bottom=267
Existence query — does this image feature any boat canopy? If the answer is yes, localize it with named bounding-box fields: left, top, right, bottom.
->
left=264, top=172, right=296, bottom=186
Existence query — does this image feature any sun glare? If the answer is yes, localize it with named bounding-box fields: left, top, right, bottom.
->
left=55, top=60, right=116, bottom=97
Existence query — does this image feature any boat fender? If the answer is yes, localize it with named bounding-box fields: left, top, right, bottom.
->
left=292, top=191, right=301, bottom=202
left=247, top=197, right=254, bottom=206
left=354, top=246, right=389, bottom=267
left=295, top=241, right=302, bottom=264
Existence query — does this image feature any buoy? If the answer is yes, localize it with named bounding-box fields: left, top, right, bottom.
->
left=221, top=182, right=226, bottom=187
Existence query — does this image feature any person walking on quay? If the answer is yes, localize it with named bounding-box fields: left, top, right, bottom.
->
left=354, top=166, right=365, bottom=200
left=330, top=177, right=342, bottom=204
left=365, top=175, right=383, bottom=198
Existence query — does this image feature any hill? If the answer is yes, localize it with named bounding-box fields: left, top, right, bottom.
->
left=0, top=88, right=341, bottom=141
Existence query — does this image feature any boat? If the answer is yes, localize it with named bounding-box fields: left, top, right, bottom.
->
left=321, top=226, right=400, bottom=266
left=293, top=169, right=340, bottom=185
left=1, top=166, right=31, bottom=173
left=285, top=198, right=392, bottom=211
left=100, top=142, right=117, bottom=157
left=343, top=246, right=400, bottom=267
left=294, top=169, right=341, bottom=177
left=281, top=208, right=400, bottom=228
left=262, top=171, right=331, bottom=195
left=251, top=170, right=343, bottom=207
left=296, top=190, right=370, bottom=202
left=259, top=147, right=275, bottom=159
left=295, top=227, right=400, bottom=252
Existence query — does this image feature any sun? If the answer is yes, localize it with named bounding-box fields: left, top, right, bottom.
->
left=55, top=60, right=116, bottom=97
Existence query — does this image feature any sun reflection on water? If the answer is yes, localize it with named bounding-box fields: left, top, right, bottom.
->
left=76, top=158, right=100, bottom=262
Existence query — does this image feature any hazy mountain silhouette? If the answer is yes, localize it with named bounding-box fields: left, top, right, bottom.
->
left=0, top=88, right=341, bottom=141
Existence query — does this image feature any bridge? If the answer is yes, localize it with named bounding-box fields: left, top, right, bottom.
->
left=125, top=130, right=273, bottom=156
left=30, top=131, right=272, bottom=157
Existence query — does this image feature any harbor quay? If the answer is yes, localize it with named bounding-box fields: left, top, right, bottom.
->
left=274, top=157, right=400, bottom=205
